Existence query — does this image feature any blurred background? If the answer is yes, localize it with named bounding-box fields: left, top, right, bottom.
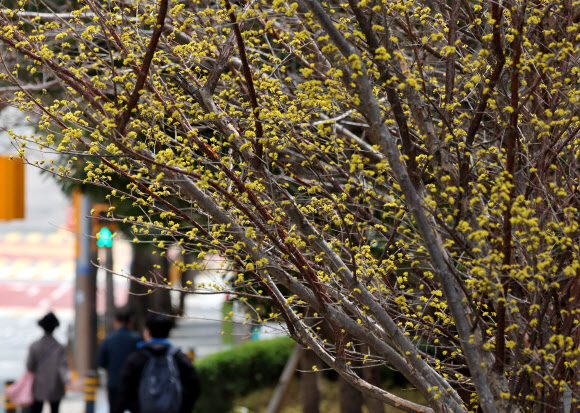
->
left=0, top=107, right=238, bottom=412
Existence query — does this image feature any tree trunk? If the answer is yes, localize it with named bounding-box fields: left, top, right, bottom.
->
left=127, top=243, right=154, bottom=332
left=362, top=364, right=385, bottom=413
left=340, top=376, right=363, bottom=413
left=127, top=244, right=173, bottom=330
left=150, top=250, right=173, bottom=316
left=300, top=348, right=322, bottom=413
left=178, top=253, right=198, bottom=315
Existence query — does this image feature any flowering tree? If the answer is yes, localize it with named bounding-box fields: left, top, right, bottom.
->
left=1, top=0, right=580, bottom=411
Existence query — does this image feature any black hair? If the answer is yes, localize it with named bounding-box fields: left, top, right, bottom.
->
left=114, top=309, right=133, bottom=324
left=38, top=312, right=60, bottom=333
left=145, top=313, right=173, bottom=338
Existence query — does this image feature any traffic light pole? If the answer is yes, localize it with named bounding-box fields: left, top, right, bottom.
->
left=92, top=203, right=116, bottom=335
left=74, top=192, right=98, bottom=395
left=105, top=246, right=116, bottom=335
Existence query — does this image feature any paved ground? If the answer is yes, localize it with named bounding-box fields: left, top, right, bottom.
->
left=57, top=388, right=109, bottom=413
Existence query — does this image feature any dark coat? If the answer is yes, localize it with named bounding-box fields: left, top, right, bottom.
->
left=113, top=342, right=201, bottom=413
left=97, top=326, right=141, bottom=389
left=26, top=334, right=68, bottom=402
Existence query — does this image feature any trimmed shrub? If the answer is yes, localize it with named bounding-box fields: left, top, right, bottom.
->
left=191, top=337, right=407, bottom=412
left=193, top=337, right=295, bottom=413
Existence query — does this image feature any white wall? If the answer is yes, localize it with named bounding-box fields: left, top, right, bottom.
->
left=0, top=107, right=70, bottom=232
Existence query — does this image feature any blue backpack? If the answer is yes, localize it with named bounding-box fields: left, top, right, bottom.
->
left=138, top=346, right=183, bottom=413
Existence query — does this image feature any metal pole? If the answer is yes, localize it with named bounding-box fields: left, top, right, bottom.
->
left=4, top=380, right=17, bottom=413
left=105, top=247, right=115, bottom=335
left=74, top=193, right=98, bottom=387
left=186, top=348, right=196, bottom=362
left=84, top=370, right=99, bottom=413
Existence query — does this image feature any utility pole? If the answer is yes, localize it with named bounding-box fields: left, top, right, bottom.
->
left=93, top=203, right=117, bottom=335
left=73, top=190, right=98, bottom=389
left=75, top=198, right=117, bottom=412
left=104, top=245, right=115, bottom=334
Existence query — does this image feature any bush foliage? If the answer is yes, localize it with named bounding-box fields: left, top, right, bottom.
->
left=193, top=337, right=295, bottom=413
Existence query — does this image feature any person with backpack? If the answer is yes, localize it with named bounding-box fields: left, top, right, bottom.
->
left=113, top=313, right=201, bottom=413
left=97, top=309, right=142, bottom=412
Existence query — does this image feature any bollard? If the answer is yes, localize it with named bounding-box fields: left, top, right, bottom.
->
left=4, top=380, right=17, bottom=413
left=84, top=371, right=99, bottom=413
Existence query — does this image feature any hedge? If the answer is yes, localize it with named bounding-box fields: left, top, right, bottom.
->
left=191, top=336, right=407, bottom=412
left=193, top=337, right=295, bottom=413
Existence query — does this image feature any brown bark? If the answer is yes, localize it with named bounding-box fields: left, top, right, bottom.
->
left=363, top=365, right=385, bottom=413
left=152, top=252, right=174, bottom=316
left=339, top=342, right=363, bottom=413
left=127, top=244, right=154, bottom=332
left=127, top=243, right=173, bottom=331
left=300, top=348, right=322, bottom=413
left=340, top=377, right=363, bottom=413
left=178, top=253, right=199, bottom=315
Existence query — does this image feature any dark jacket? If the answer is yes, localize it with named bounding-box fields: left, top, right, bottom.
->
left=97, top=326, right=141, bottom=389
left=26, top=334, right=68, bottom=402
left=113, top=342, right=201, bottom=413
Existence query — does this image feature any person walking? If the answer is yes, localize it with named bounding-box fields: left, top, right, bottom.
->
left=97, top=309, right=142, bottom=412
left=26, top=312, right=69, bottom=413
left=113, top=313, right=201, bottom=413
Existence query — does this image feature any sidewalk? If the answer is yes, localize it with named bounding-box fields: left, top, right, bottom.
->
left=59, top=388, right=108, bottom=413
left=0, top=388, right=107, bottom=413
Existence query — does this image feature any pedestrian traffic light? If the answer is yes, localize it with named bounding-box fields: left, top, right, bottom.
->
left=96, top=226, right=113, bottom=248
left=92, top=203, right=117, bottom=248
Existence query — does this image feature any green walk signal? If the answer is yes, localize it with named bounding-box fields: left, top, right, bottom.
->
left=96, top=226, right=113, bottom=248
